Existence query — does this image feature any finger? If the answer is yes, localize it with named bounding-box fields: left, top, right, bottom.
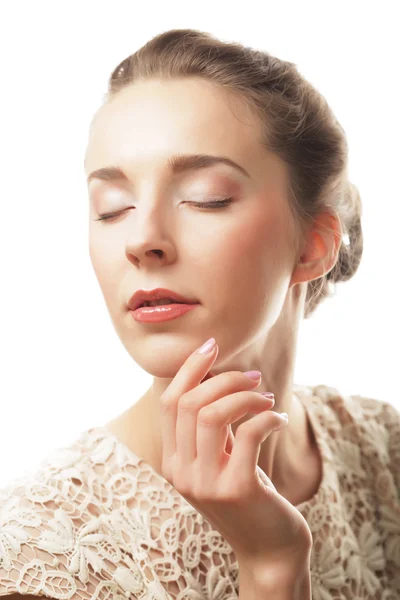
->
left=227, top=410, right=289, bottom=486
left=195, top=392, right=275, bottom=477
left=225, top=424, right=235, bottom=455
left=160, top=339, right=219, bottom=461
left=256, top=464, right=277, bottom=492
left=201, top=371, right=215, bottom=383
left=175, top=371, right=264, bottom=467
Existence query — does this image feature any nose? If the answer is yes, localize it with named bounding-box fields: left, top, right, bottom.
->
left=125, top=200, right=177, bottom=266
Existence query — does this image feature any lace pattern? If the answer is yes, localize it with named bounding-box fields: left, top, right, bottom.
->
left=0, top=384, right=399, bottom=599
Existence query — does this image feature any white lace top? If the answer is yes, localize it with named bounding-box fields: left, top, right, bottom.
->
left=0, top=384, right=399, bottom=600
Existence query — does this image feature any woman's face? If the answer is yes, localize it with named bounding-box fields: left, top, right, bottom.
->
left=84, top=77, right=300, bottom=378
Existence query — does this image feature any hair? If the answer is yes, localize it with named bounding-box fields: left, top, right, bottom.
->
left=100, top=28, right=364, bottom=319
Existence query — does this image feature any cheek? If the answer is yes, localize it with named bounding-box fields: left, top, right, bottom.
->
left=213, top=204, right=283, bottom=273
left=89, top=238, right=121, bottom=301
left=90, top=242, right=109, bottom=278
left=202, top=204, right=289, bottom=310
left=200, top=219, right=270, bottom=299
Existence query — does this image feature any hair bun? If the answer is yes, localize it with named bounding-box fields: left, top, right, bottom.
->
left=328, top=182, right=364, bottom=284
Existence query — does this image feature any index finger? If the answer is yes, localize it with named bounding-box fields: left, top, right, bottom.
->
left=160, top=338, right=219, bottom=459
left=161, top=338, right=219, bottom=405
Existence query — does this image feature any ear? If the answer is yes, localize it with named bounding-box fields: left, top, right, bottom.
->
left=290, top=212, right=342, bottom=287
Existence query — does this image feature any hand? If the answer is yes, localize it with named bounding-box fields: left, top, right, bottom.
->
left=159, top=338, right=313, bottom=571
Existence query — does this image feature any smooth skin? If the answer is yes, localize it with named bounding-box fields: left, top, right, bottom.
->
left=85, top=77, right=341, bottom=503
left=0, top=78, right=341, bottom=598
left=159, top=336, right=313, bottom=582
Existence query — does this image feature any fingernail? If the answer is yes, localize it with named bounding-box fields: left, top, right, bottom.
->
left=197, top=337, right=216, bottom=355
left=243, top=370, right=262, bottom=381
left=261, top=392, right=275, bottom=401
left=279, top=412, right=289, bottom=422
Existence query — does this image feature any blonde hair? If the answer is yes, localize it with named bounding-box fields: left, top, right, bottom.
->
left=100, top=28, right=363, bottom=319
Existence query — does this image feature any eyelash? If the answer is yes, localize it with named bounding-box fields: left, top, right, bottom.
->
left=94, top=197, right=233, bottom=221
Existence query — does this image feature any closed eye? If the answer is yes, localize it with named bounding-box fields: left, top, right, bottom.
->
left=93, top=197, right=233, bottom=221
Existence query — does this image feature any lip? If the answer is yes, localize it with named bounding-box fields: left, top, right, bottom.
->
left=128, top=287, right=199, bottom=312
left=130, top=303, right=199, bottom=323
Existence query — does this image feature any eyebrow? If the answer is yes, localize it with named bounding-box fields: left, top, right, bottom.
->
left=86, top=153, right=251, bottom=184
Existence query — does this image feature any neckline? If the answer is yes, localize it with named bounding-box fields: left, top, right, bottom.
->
left=90, top=385, right=330, bottom=510
left=294, top=388, right=329, bottom=509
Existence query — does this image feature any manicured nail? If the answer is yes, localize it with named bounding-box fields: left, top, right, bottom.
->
left=244, top=370, right=262, bottom=381
left=261, top=393, right=275, bottom=406
left=197, top=337, right=216, bottom=355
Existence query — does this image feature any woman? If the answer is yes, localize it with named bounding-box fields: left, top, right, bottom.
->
left=1, top=28, right=399, bottom=600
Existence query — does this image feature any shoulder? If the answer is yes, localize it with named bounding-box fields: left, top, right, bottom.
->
left=0, top=466, right=76, bottom=598
left=311, top=384, right=400, bottom=489
left=329, top=386, right=399, bottom=456
left=344, top=391, right=400, bottom=490
left=309, top=382, right=399, bottom=436
left=0, top=428, right=152, bottom=599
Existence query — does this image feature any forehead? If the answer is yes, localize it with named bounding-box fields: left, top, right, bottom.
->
left=84, top=78, right=265, bottom=174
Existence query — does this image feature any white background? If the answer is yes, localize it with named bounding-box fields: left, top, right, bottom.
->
left=0, top=1, right=399, bottom=487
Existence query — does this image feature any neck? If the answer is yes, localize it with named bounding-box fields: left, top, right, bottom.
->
left=106, top=284, right=313, bottom=497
